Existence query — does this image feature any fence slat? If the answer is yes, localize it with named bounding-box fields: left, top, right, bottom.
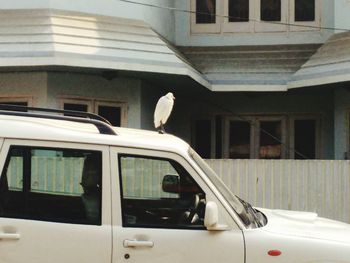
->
left=206, top=159, right=350, bottom=223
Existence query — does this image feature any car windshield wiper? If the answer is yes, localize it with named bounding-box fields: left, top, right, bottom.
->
left=235, top=196, right=263, bottom=227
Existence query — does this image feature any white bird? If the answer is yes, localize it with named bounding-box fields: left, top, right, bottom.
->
left=154, top=92, right=175, bottom=133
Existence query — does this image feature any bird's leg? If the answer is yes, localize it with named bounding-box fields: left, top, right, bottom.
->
left=158, top=122, right=166, bottom=134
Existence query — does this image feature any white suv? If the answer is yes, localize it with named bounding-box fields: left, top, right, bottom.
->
left=0, top=105, right=349, bottom=263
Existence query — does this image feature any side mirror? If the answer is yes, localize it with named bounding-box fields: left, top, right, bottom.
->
left=204, top=201, right=229, bottom=231
left=162, top=174, right=180, bottom=193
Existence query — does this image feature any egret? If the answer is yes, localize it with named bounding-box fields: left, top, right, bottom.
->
left=154, top=92, right=175, bottom=134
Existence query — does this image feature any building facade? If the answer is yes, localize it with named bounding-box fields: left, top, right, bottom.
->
left=0, top=0, right=350, bottom=160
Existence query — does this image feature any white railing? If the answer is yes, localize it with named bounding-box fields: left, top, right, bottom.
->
left=206, top=159, right=350, bottom=223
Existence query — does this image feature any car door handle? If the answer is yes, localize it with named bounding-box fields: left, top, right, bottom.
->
left=0, top=233, right=20, bottom=240
left=123, top=239, right=154, bottom=248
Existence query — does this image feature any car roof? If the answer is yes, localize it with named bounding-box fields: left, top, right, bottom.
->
left=0, top=115, right=190, bottom=155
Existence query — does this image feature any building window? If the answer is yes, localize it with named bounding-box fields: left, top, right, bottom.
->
left=229, top=0, right=249, bottom=22
left=0, top=146, right=102, bottom=225
left=228, top=120, right=251, bottom=159
left=191, top=0, right=320, bottom=33
left=196, top=0, right=216, bottom=24
left=260, top=0, right=281, bottom=21
left=119, top=155, right=206, bottom=229
left=196, top=114, right=320, bottom=159
left=295, top=0, right=315, bottom=21
left=61, top=98, right=127, bottom=127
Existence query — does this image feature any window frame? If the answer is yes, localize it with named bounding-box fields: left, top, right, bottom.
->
left=111, top=146, right=238, bottom=231
left=117, top=153, right=206, bottom=229
left=60, top=97, right=128, bottom=127
left=190, top=0, right=222, bottom=33
left=222, top=0, right=254, bottom=33
left=0, top=139, right=110, bottom=225
left=221, top=114, right=322, bottom=159
left=0, top=96, right=33, bottom=107
left=190, top=0, right=321, bottom=34
left=288, top=115, right=321, bottom=159
left=289, top=0, right=321, bottom=31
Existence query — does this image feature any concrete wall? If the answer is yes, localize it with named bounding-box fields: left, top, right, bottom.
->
left=47, top=72, right=142, bottom=128
left=175, top=0, right=334, bottom=46
left=0, top=0, right=176, bottom=42
left=0, top=72, right=47, bottom=107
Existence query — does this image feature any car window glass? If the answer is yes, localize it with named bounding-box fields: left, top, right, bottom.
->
left=119, top=155, right=206, bottom=229
left=0, top=146, right=102, bottom=225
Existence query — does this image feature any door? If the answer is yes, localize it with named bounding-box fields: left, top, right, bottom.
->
left=111, top=147, right=244, bottom=263
left=0, top=140, right=112, bottom=263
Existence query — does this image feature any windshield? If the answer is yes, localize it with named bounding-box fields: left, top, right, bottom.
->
left=188, top=148, right=249, bottom=223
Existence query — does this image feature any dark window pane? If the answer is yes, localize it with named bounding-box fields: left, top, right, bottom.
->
left=98, top=105, right=121, bottom=127
left=229, top=0, right=249, bottom=22
left=259, top=121, right=282, bottom=159
left=215, top=116, right=222, bottom=158
left=194, top=120, right=212, bottom=159
left=0, top=102, right=28, bottom=112
left=261, top=0, right=281, bottom=21
left=64, top=103, right=88, bottom=113
left=295, top=0, right=315, bottom=21
left=294, top=120, right=316, bottom=159
left=119, top=155, right=205, bottom=229
left=63, top=103, right=88, bottom=117
left=229, top=121, right=251, bottom=159
left=0, top=146, right=102, bottom=225
left=196, top=0, right=216, bottom=24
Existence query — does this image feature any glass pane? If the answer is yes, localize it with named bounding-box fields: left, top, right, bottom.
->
left=98, top=105, right=121, bottom=127
left=259, top=121, right=282, bottom=159
left=295, top=0, right=315, bottom=21
left=261, top=0, right=281, bottom=21
left=229, top=0, right=249, bottom=22
left=229, top=121, right=251, bottom=159
left=194, top=119, right=212, bottom=158
left=120, top=155, right=205, bottom=228
left=0, top=146, right=102, bottom=225
left=294, top=119, right=316, bottom=159
left=196, top=0, right=216, bottom=24
left=64, top=103, right=88, bottom=113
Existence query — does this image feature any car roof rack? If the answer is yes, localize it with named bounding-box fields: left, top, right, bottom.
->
left=0, top=104, right=117, bottom=135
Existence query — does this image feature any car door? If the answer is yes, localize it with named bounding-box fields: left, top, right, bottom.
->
left=111, top=147, right=245, bottom=263
left=0, top=139, right=112, bottom=263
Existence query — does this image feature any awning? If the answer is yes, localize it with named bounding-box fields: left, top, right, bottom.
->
left=289, top=32, right=350, bottom=89
left=180, top=45, right=320, bottom=92
left=0, top=9, right=210, bottom=89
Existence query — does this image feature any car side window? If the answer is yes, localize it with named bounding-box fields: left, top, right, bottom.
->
left=0, top=146, right=102, bottom=225
left=119, top=155, right=206, bottom=229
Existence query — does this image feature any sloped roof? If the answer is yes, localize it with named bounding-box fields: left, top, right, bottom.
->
left=0, top=9, right=210, bottom=89
left=180, top=44, right=320, bottom=92
left=289, top=32, right=350, bottom=89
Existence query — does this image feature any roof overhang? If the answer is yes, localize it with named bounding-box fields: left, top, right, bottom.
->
left=0, top=9, right=211, bottom=90
left=288, top=32, right=350, bottom=89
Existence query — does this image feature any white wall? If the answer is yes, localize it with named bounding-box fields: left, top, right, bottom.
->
left=334, top=0, right=350, bottom=32
left=0, top=0, right=176, bottom=42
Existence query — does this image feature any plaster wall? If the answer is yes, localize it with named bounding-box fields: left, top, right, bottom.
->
left=47, top=72, right=142, bottom=128
left=0, top=72, right=47, bottom=107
